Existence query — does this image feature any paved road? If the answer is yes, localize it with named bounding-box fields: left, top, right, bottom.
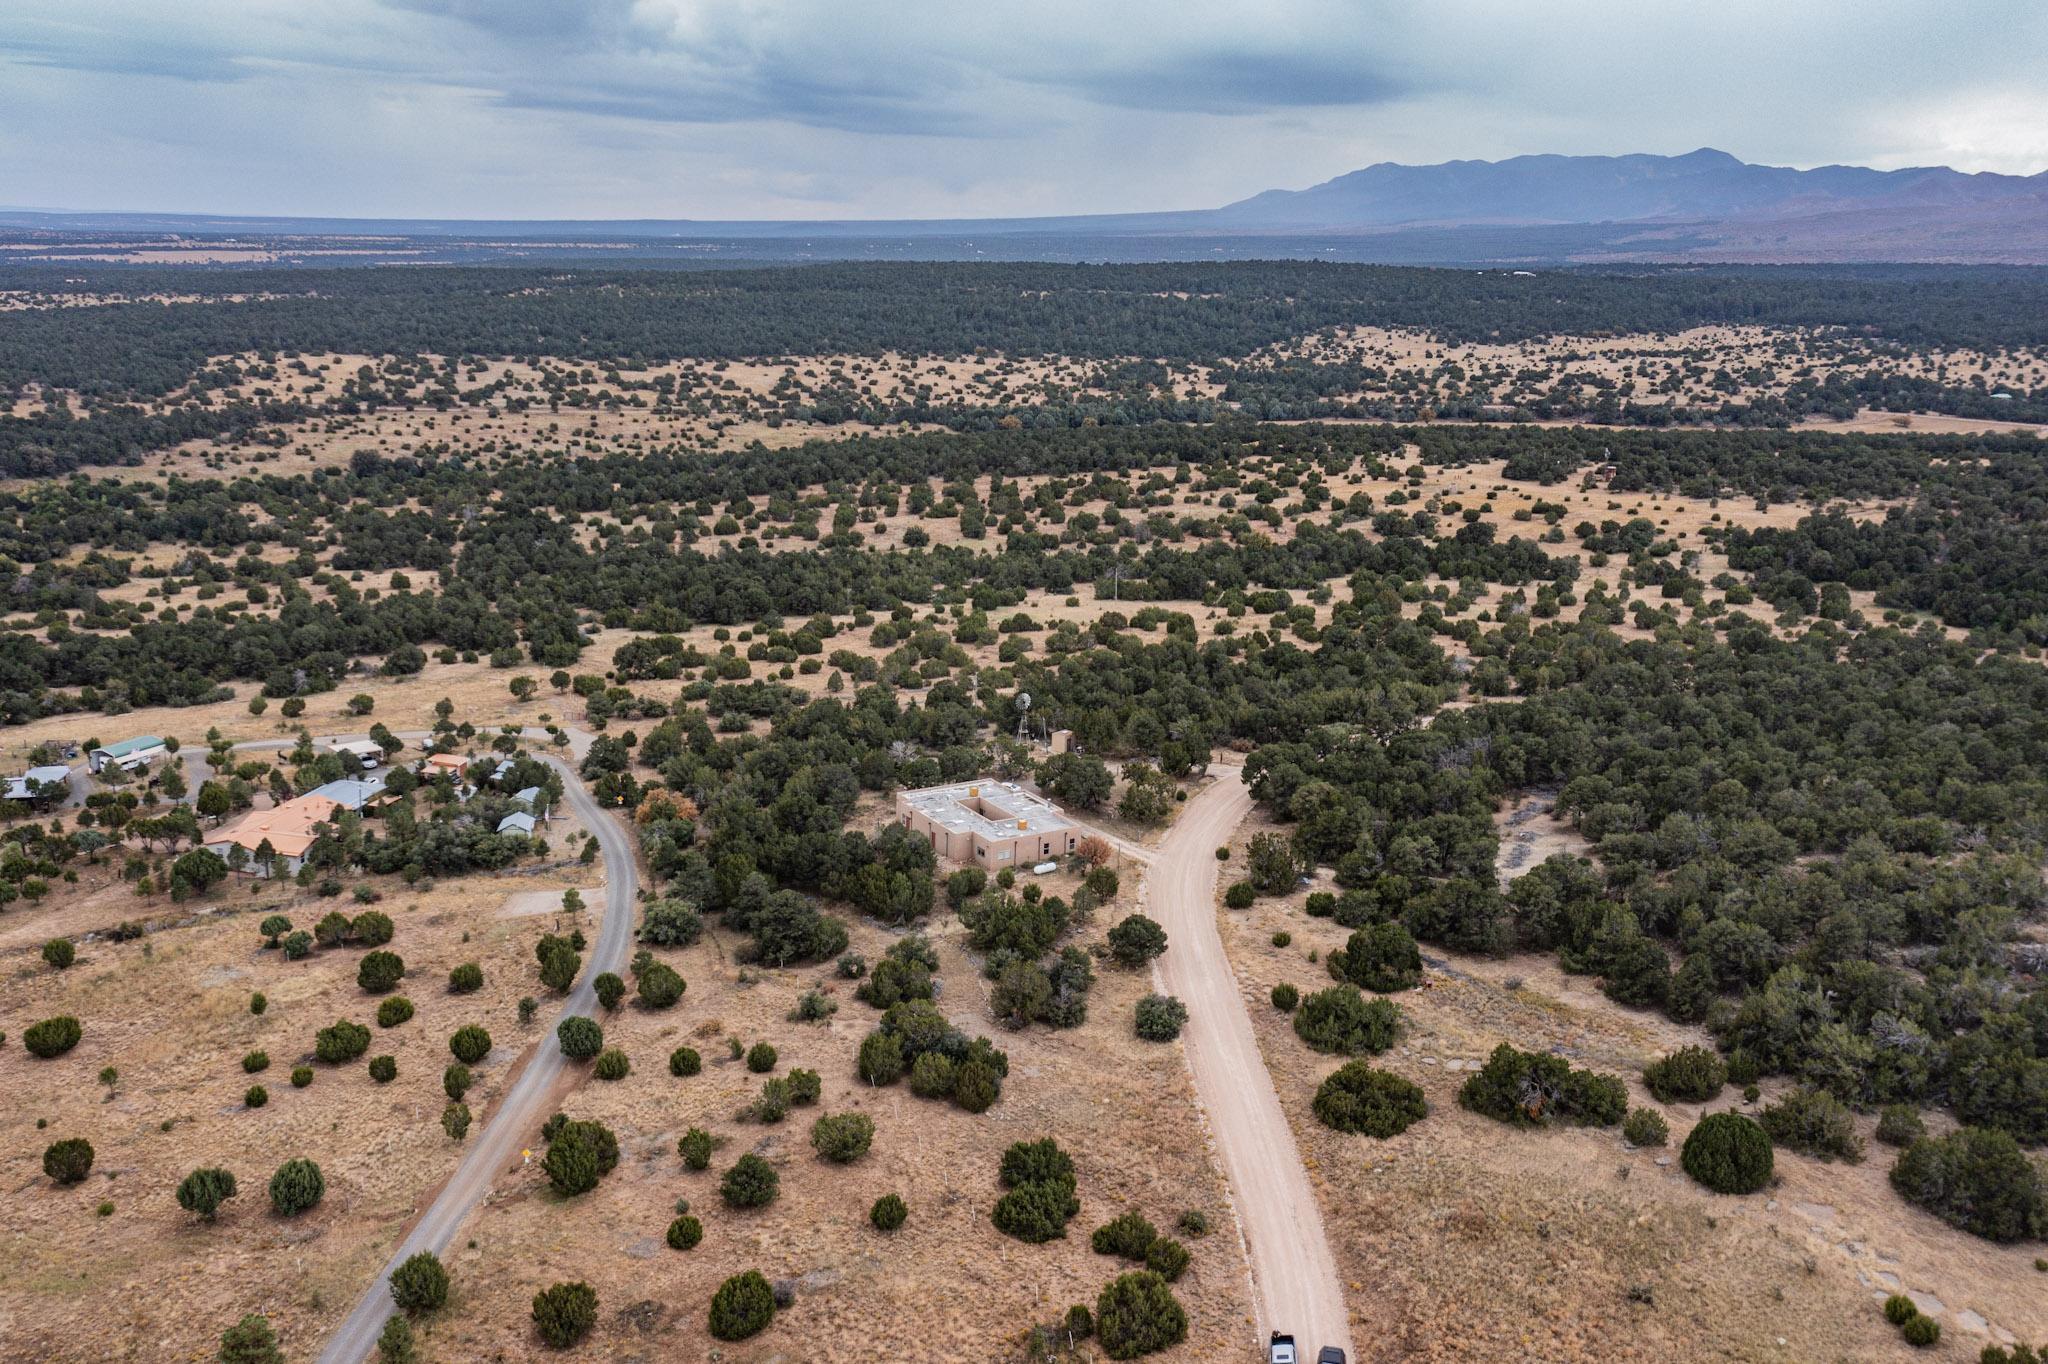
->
left=313, top=751, right=635, bottom=1364
left=1142, top=769, right=1354, bottom=1362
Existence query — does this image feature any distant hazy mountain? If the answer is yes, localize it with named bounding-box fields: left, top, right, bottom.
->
left=5, top=149, right=2046, bottom=265
left=1209, top=147, right=2048, bottom=229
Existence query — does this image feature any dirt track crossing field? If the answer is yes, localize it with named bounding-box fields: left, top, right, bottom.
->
left=1144, top=770, right=1354, bottom=1361
left=313, top=754, right=638, bottom=1364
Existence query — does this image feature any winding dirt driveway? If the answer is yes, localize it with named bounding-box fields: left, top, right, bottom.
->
left=1143, top=768, right=1353, bottom=1361
left=314, top=752, right=637, bottom=1363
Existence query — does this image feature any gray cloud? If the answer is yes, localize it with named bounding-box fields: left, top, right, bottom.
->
left=0, top=0, right=2043, bottom=218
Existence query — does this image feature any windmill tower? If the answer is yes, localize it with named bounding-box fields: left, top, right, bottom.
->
left=1015, top=691, right=1033, bottom=744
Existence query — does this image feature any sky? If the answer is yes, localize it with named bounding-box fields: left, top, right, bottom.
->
left=3, top=0, right=2047, bottom=221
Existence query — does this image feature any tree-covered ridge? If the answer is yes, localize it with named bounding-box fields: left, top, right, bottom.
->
left=1, top=260, right=2044, bottom=476
left=1250, top=616, right=2048, bottom=1144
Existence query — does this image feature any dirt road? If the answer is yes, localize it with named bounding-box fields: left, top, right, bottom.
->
left=1146, top=769, right=1354, bottom=1361
left=314, top=753, right=636, bottom=1364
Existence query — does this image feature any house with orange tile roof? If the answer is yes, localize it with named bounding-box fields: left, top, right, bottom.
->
left=204, top=793, right=342, bottom=876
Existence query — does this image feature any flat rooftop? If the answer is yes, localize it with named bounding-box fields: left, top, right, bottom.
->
left=900, top=780, right=1075, bottom=839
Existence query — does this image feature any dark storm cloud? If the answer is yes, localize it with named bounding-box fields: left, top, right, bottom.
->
left=1, top=1, right=2044, bottom=218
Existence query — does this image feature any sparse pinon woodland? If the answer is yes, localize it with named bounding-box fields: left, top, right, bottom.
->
left=0, top=254, right=2044, bottom=1362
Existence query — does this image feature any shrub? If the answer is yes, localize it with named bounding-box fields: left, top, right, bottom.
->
left=352, top=911, right=395, bottom=946
left=594, top=971, right=625, bottom=1010
left=376, top=1316, right=416, bottom=1364
left=243, top=1050, right=270, bottom=1073
left=447, top=962, right=483, bottom=994
left=1292, top=987, right=1399, bottom=1055
left=871, top=1193, right=908, bottom=1230
left=640, top=897, right=703, bottom=947
left=1882, top=1294, right=1918, bottom=1326
left=1145, top=1237, right=1191, bottom=1282
left=1623, top=1108, right=1670, bottom=1147
left=389, top=1251, right=449, bottom=1314
left=43, top=938, right=74, bottom=970
left=722, top=1153, right=780, bottom=1208
left=1092, top=1211, right=1158, bottom=1260
left=443, top=1063, right=472, bottom=1101
left=1459, top=1043, right=1627, bottom=1127
left=268, top=1158, right=325, bottom=1215
left=1642, top=1046, right=1727, bottom=1104
left=543, top=1119, right=619, bottom=1196
left=1329, top=922, right=1422, bottom=993
left=993, top=1138, right=1080, bottom=1243
left=1901, top=1315, right=1940, bottom=1348
left=1223, top=881, right=1255, bottom=910
left=259, top=915, right=293, bottom=947
left=448, top=1024, right=492, bottom=1065
left=314, top=911, right=352, bottom=947
left=217, top=1315, right=285, bottom=1364
left=43, top=1137, right=94, bottom=1184
left=1095, top=1270, right=1187, bottom=1360
left=812, top=1112, right=874, bottom=1163
left=1107, top=914, right=1168, bottom=967
left=368, top=1055, right=398, bottom=1084
left=531, top=1281, right=598, bottom=1349
left=678, top=1127, right=713, bottom=1170
left=178, top=1167, right=238, bottom=1220
left=315, top=1019, right=371, bottom=1064
left=593, top=1048, right=631, bottom=1081
left=1134, top=994, right=1188, bottom=1042
left=1270, top=983, right=1299, bottom=1012
left=786, top=1068, right=821, bottom=1105
left=1759, top=1087, right=1865, bottom=1163
left=282, top=931, right=313, bottom=960
left=909, top=1051, right=956, bottom=1099
left=1681, top=1112, right=1775, bottom=1194
left=290, top=1066, right=313, bottom=1088
left=1875, top=1104, right=1926, bottom=1147
left=441, top=1103, right=471, bottom=1140
left=953, top=1058, right=1002, bottom=1113
left=666, top=1214, right=703, bottom=1250
left=249, top=992, right=267, bottom=1016
left=1311, top=1062, right=1428, bottom=1137
left=707, top=1269, right=777, bottom=1342
left=746, top=1041, right=778, bottom=1073
left=1889, top=1127, right=2048, bottom=1242
left=858, top=1031, right=905, bottom=1085
left=376, top=996, right=415, bottom=1028
left=1176, top=1209, right=1209, bottom=1237
left=669, top=1045, right=703, bottom=1077
left=637, top=960, right=686, bottom=1008
left=994, top=1178, right=1083, bottom=1244
left=24, top=1015, right=82, bottom=1059
left=553, top=1016, right=607, bottom=1062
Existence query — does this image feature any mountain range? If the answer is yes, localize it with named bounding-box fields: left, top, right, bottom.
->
left=5, top=149, right=2046, bottom=265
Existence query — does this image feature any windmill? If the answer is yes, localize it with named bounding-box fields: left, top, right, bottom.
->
left=1015, top=691, right=1033, bottom=743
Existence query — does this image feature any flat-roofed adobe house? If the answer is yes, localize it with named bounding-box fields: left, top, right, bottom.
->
left=89, top=735, right=167, bottom=774
left=205, top=793, right=342, bottom=877
left=894, top=780, right=1078, bottom=868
